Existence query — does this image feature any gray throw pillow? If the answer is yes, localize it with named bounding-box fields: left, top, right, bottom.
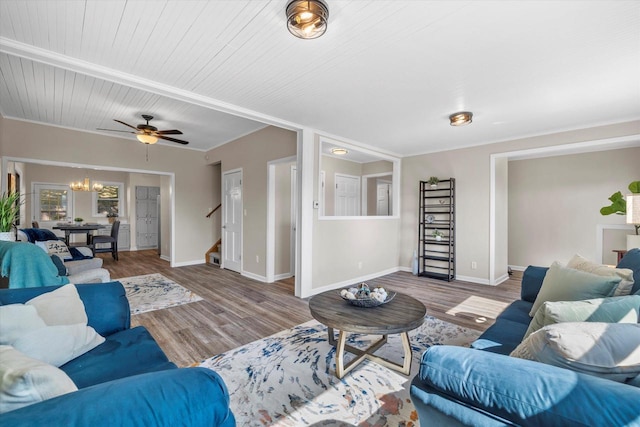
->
left=529, top=262, right=621, bottom=317
left=525, top=295, right=640, bottom=339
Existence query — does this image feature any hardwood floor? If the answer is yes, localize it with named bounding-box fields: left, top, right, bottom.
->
left=99, top=250, right=522, bottom=367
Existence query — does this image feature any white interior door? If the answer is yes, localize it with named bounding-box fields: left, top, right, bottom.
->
left=335, top=173, right=360, bottom=216
left=222, top=170, right=242, bottom=273
left=290, top=166, right=297, bottom=275
left=377, top=181, right=392, bottom=215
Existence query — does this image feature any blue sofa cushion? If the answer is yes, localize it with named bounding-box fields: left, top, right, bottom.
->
left=471, top=300, right=532, bottom=355
left=520, top=266, right=548, bottom=303
left=0, top=368, right=236, bottom=427
left=61, top=326, right=177, bottom=388
left=0, top=282, right=130, bottom=337
left=19, top=228, right=59, bottom=243
left=617, top=248, right=640, bottom=295
left=415, top=346, right=640, bottom=427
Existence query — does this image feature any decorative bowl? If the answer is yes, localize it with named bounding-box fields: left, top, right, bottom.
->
left=340, top=291, right=396, bottom=308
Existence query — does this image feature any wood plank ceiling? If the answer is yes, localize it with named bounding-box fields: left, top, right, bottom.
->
left=1, top=1, right=639, bottom=153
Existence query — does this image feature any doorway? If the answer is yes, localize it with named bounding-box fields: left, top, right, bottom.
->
left=222, top=169, right=242, bottom=273
left=266, top=157, right=296, bottom=286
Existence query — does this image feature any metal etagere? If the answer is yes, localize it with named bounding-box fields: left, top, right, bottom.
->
left=418, top=178, right=455, bottom=281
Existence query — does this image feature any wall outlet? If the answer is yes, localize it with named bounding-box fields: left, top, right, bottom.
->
left=256, top=255, right=259, bottom=263
left=471, top=261, right=477, bottom=270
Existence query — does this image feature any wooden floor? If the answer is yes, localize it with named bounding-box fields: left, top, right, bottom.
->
left=100, top=250, right=522, bottom=367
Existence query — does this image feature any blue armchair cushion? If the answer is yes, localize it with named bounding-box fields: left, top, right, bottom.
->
left=0, top=368, right=236, bottom=427
left=414, top=345, right=640, bottom=427
left=19, top=228, right=59, bottom=243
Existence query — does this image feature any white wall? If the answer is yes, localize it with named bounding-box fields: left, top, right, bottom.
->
left=508, top=147, right=640, bottom=268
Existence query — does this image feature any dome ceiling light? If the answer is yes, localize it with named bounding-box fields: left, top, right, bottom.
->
left=449, top=111, right=473, bottom=126
left=286, top=0, right=329, bottom=39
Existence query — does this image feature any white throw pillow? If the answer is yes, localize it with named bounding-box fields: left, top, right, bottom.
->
left=0, top=345, right=78, bottom=414
left=25, top=284, right=87, bottom=326
left=35, top=240, right=72, bottom=261
left=511, top=322, right=640, bottom=383
left=567, top=254, right=635, bottom=297
left=0, top=305, right=47, bottom=344
left=12, top=324, right=105, bottom=367
left=0, top=285, right=105, bottom=367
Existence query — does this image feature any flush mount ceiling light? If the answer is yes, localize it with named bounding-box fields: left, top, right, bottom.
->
left=449, top=111, right=473, bottom=126
left=136, top=133, right=158, bottom=144
left=331, top=147, right=348, bottom=155
left=286, top=0, right=329, bottom=39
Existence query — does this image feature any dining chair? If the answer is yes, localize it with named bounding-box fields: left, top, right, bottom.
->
left=91, top=221, right=120, bottom=261
left=32, top=221, right=39, bottom=228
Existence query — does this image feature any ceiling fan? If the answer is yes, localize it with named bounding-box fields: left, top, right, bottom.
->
left=97, top=114, right=189, bottom=145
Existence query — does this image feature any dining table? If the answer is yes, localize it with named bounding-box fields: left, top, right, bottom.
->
left=52, top=223, right=106, bottom=246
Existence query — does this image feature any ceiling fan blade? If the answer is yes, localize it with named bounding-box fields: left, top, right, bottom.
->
left=158, top=135, right=189, bottom=145
left=155, top=129, right=183, bottom=135
left=114, top=119, right=139, bottom=130
left=97, top=128, right=136, bottom=133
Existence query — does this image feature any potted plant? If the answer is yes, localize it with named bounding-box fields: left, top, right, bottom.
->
left=432, top=229, right=444, bottom=241
left=0, top=192, right=23, bottom=241
left=428, top=177, right=439, bottom=188
left=600, top=181, right=640, bottom=249
left=74, top=217, right=84, bottom=225
left=106, top=207, right=119, bottom=224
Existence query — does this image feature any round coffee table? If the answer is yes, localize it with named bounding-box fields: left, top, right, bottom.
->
left=309, top=290, right=426, bottom=378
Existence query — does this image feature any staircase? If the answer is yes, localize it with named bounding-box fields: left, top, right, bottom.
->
left=205, top=239, right=222, bottom=266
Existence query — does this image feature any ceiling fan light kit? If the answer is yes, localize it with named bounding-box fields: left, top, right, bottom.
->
left=97, top=114, right=189, bottom=145
left=286, top=0, right=329, bottom=39
left=137, top=134, right=158, bottom=144
left=449, top=111, right=473, bottom=126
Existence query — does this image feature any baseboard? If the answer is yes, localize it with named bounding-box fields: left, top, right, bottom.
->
left=160, top=255, right=170, bottom=262
left=274, top=272, right=293, bottom=281
left=306, top=266, right=402, bottom=297
left=508, top=265, right=528, bottom=272
left=172, top=259, right=205, bottom=267
left=242, top=270, right=268, bottom=283
left=493, top=273, right=510, bottom=285
left=455, top=275, right=492, bottom=286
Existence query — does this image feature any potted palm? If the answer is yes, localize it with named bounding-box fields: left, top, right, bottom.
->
left=428, top=176, right=439, bottom=188
left=0, top=192, right=23, bottom=241
left=600, top=181, right=640, bottom=250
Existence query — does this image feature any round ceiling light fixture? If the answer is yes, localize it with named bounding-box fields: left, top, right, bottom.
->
left=449, top=111, right=473, bottom=126
left=137, top=133, right=158, bottom=144
left=286, top=0, right=329, bottom=39
left=331, top=147, right=348, bottom=155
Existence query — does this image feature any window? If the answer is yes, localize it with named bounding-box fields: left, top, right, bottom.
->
left=34, top=184, right=73, bottom=222
left=93, top=182, right=124, bottom=217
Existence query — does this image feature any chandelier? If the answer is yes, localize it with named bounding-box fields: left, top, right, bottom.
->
left=70, top=177, right=103, bottom=192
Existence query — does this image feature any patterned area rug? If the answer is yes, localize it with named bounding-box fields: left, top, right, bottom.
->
left=199, top=316, right=481, bottom=426
left=118, top=273, right=203, bottom=315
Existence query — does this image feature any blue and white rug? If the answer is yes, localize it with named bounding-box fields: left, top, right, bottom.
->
left=199, top=316, right=480, bottom=426
left=118, top=273, right=203, bottom=315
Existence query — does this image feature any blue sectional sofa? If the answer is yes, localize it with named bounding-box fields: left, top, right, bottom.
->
left=0, top=281, right=235, bottom=426
left=410, top=249, right=640, bottom=426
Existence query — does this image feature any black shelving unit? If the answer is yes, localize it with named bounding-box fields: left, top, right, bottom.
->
left=418, top=178, right=455, bottom=281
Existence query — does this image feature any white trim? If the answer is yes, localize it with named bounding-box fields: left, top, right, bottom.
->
left=297, top=129, right=315, bottom=298
left=160, top=254, right=171, bottom=262
left=266, top=156, right=297, bottom=284
left=489, top=155, right=496, bottom=285
left=455, top=275, right=492, bottom=286
left=290, top=164, right=297, bottom=278
left=509, top=265, right=528, bottom=272
left=242, top=270, right=267, bottom=283
left=275, top=272, right=294, bottom=281
left=305, top=266, right=402, bottom=297
left=172, top=259, right=205, bottom=267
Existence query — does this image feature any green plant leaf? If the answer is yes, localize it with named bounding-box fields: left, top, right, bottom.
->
left=629, top=181, right=640, bottom=194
